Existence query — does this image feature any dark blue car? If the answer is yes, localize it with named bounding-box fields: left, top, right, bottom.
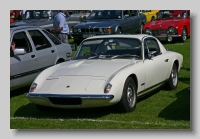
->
left=72, top=10, right=146, bottom=44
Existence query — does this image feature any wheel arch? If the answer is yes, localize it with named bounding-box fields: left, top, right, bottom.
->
left=55, top=58, right=65, bottom=64
left=127, top=74, right=138, bottom=93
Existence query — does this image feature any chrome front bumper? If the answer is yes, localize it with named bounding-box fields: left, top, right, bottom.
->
left=27, top=93, right=114, bottom=108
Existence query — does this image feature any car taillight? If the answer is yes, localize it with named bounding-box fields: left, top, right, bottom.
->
left=29, top=83, right=37, bottom=92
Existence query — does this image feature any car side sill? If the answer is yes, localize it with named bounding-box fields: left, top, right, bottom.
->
left=137, top=80, right=168, bottom=98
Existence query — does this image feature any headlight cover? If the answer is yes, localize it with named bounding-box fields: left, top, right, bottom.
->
left=29, top=83, right=37, bottom=92
left=168, top=27, right=175, bottom=33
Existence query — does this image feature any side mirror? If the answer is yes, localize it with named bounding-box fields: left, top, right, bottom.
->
left=148, top=51, right=157, bottom=59
left=70, top=43, right=78, bottom=51
left=14, top=48, right=26, bottom=55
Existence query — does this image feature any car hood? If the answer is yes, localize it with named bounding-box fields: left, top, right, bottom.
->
left=74, top=20, right=119, bottom=28
left=146, top=18, right=184, bottom=29
left=49, top=59, right=134, bottom=78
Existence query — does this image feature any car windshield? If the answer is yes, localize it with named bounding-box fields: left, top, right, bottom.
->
left=23, top=10, right=59, bottom=20
left=73, top=38, right=142, bottom=60
left=87, top=10, right=122, bottom=19
left=156, top=10, right=189, bottom=19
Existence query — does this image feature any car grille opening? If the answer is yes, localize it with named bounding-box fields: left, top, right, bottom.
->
left=153, top=29, right=167, bottom=35
left=48, top=97, right=82, bottom=105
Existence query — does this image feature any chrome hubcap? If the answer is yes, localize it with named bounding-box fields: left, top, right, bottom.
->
left=171, top=66, right=177, bottom=86
left=182, top=29, right=187, bottom=41
left=127, top=84, right=136, bottom=106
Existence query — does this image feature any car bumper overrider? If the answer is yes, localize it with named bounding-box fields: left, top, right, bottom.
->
left=27, top=93, right=114, bottom=108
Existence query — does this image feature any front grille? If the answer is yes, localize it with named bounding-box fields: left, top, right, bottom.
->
left=48, top=97, right=82, bottom=105
left=153, top=29, right=168, bottom=35
left=81, top=28, right=100, bottom=33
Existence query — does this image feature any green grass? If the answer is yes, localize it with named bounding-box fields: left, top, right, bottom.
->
left=10, top=38, right=190, bottom=129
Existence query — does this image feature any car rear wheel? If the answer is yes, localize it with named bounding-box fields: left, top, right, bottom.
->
left=151, top=16, right=155, bottom=21
left=166, top=63, right=178, bottom=90
left=140, top=24, right=144, bottom=34
left=180, top=26, right=187, bottom=43
left=117, top=77, right=137, bottom=113
left=116, top=28, right=122, bottom=34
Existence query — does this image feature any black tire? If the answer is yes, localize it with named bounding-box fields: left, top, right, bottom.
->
left=180, top=26, right=188, bottom=43
left=151, top=16, right=155, bottom=21
left=116, top=28, right=122, bottom=34
left=117, top=77, right=137, bottom=113
left=166, top=63, right=178, bottom=90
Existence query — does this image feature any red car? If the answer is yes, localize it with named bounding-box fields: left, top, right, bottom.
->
left=143, top=10, right=190, bottom=43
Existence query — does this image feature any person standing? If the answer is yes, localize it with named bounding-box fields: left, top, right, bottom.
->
left=53, top=10, right=69, bottom=43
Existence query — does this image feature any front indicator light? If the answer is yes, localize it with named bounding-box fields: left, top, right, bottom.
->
left=107, top=28, right=112, bottom=33
left=104, top=83, right=112, bottom=93
left=29, top=83, right=37, bottom=92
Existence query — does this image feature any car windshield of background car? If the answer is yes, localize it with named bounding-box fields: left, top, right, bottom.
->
left=87, top=10, right=122, bottom=20
left=74, top=38, right=142, bottom=60
left=157, top=10, right=188, bottom=19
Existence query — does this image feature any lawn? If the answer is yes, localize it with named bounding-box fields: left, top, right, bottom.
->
left=10, top=38, right=190, bottom=129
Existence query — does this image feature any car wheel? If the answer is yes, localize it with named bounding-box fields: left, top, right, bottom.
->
left=140, top=24, right=144, bottom=34
left=166, top=63, right=178, bottom=90
left=116, top=28, right=122, bottom=34
left=151, top=16, right=155, bottom=21
left=180, top=26, right=187, bottom=43
left=117, top=77, right=137, bottom=113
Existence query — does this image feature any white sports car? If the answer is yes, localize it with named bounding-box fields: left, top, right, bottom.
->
left=27, top=34, right=183, bottom=113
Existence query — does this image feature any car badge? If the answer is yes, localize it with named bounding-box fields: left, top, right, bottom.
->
left=66, top=85, right=70, bottom=88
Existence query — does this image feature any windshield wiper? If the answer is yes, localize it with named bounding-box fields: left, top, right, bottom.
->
left=111, top=54, right=140, bottom=59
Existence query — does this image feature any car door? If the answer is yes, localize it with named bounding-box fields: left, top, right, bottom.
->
left=27, top=29, right=57, bottom=70
left=10, top=30, right=39, bottom=88
left=129, top=10, right=140, bottom=34
left=121, top=10, right=132, bottom=33
left=143, top=37, right=168, bottom=89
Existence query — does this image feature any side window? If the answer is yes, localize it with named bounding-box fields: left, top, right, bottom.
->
left=130, top=10, right=138, bottom=17
left=145, top=38, right=161, bottom=57
left=42, top=29, right=62, bottom=45
left=12, top=31, right=32, bottom=54
left=28, top=30, right=52, bottom=50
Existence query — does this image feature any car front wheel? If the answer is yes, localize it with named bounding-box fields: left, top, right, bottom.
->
left=117, top=77, right=137, bottom=113
left=166, top=63, right=178, bottom=90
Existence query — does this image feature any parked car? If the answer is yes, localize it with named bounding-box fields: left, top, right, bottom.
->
left=139, top=10, right=159, bottom=22
left=10, top=26, right=72, bottom=90
left=143, top=10, right=190, bottom=43
left=27, top=34, right=183, bottom=113
left=72, top=10, right=146, bottom=44
left=10, top=10, right=91, bottom=38
left=10, top=11, right=15, bottom=23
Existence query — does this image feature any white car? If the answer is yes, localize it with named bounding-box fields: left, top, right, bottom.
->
left=27, top=34, right=183, bottom=113
left=10, top=26, right=72, bottom=90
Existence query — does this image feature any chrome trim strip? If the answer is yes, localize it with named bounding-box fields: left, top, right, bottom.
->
left=26, top=94, right=114, bottom=100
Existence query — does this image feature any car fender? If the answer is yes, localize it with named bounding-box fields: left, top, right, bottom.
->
left=106, top=61, right=145, bottom=103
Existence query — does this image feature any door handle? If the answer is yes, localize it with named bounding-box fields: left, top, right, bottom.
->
left=31, top=55, right=35, bottom=58
left=51, top=50, right=55, bottom=53
left=164, top=59, right=169, bottom=62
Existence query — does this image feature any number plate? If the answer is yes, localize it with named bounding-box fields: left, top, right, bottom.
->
left=82, top=34, right=95, bottom=38
left=158, top=37, right=167, bottom=41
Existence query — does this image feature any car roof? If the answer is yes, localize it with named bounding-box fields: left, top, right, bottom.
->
left=84, top=34, right=153, bottom=40
left=10, top=25, right=42, bottom=33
